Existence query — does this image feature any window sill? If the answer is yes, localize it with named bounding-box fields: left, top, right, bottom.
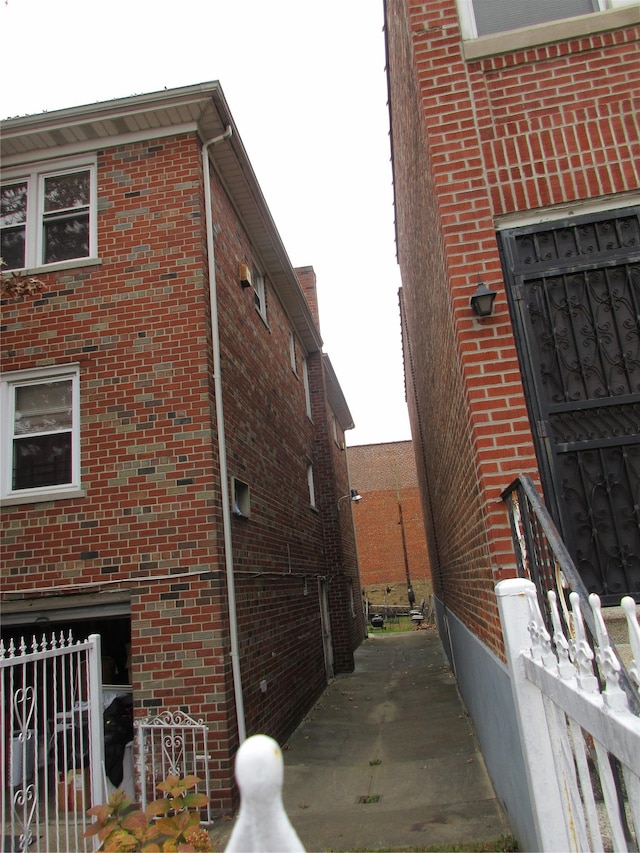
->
left=1, top=487, right=86, bottom=507
left=462, top=5, right=640, bottom=60
left=2, top=257, right=102, bottom=277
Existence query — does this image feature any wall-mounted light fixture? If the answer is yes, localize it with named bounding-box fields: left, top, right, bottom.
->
left=470, top=279, right=497, bottom=317
left=337, top=489, right=361, bottom=508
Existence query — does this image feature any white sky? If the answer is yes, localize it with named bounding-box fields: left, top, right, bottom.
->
left=2, top=0, right=411, bottom=447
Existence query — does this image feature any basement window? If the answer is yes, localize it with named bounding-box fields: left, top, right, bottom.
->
left=232, top=478, right=251, bottom=518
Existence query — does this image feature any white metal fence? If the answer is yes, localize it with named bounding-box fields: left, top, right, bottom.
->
left=135, top=709, right=212, bottom=825
left=1, top=631, right=104, bottom=853
left=496, top=577, right=640, bottom=852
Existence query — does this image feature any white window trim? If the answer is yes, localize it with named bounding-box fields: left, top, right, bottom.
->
left=1, top=155, right=98, bottom=273
left=1, top=364, right=84, bottom=505
left=302, top=358, right=312, bottom=421
left=289, top=331, right=298, bottom=375
left=456, top=0, right=632, bottom=41
left=253, top=268, right=267, bottom=323
left=307, top=462, right=316, bottom=509
left=332, top=414, right=340, bottom=446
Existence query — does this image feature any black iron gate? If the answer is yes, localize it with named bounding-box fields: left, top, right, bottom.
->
left=500, top=206, right=640, bottom=604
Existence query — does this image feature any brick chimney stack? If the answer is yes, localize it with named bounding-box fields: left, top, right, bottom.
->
left=295, top=266, right=320, bottom=333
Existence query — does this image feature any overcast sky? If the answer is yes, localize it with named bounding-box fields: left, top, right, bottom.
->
left=2, top=0, right=411, bottom=447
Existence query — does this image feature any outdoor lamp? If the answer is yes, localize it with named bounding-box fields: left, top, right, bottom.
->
left=470, top=279, right=497, bottom=317
left=338, top=489, right=361, bottom=508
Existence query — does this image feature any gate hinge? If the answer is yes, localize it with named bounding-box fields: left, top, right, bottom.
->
left=537, top=420, right=548, bottom=438
left=514, top=285, right=524, bottom=302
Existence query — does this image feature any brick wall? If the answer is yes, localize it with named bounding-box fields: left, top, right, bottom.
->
left=1, top=126, right=359, bottom=808
left=347, top=442, right=430, bottom=601
left=385, top=0, right=639, bottom=657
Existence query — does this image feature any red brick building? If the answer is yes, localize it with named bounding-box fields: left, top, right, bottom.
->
left=384, top=0, right=639, bottom=845
left=347, top=441, right=430, bottom=609
left=0, top=82, right=365, bottom=811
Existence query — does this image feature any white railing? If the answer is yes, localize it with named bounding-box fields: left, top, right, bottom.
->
left=135, top=709, right=212, bottom=824
left=496, top=578, right=640, bottom=852
left=0, top=631, right=104, bottom=853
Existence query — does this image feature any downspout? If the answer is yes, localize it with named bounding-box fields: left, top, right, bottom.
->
left=202, top=125, right=246, bottom=743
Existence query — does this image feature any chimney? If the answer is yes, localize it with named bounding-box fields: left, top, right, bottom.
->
left=295, top=266, right=320, bottom=333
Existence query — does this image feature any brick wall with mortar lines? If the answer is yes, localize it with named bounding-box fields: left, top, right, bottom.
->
left=295, top=264, right=366, bottom=665
left=386, top=0, right=639, bottom=657
left=1, top=130, right=352, bottom=806
left=386, top=0, right=531, bottom=660
left=347, top=442, right=431, bottom=589
left=300, top=345, right=365, bottom=672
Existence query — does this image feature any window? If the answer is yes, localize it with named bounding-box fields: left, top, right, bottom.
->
left=457, top=0, right=628, bottom=38
left=253, top=268, right=267, bottom=321
left=307, top=462, right=316, bottom=508
left=1, top=160, right=96, bottom=271
left=302, top=358, right=312, bottom=420
left=289, top=331, right=298, bottom=374
left=1, top=365, right=82, bottom=504
left=332, top=414, right=340, bottom=446
left=232, top=477, right=251, bottom=518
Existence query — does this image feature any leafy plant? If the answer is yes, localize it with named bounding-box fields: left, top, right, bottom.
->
left=0, top=258, right=46, bottom=299
left=84, top=774, right=213, bottom=852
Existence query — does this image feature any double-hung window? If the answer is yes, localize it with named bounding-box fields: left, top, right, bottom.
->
left=1, top=365, right=83, bottom=504
left=1, top=159, right=96, bottom=271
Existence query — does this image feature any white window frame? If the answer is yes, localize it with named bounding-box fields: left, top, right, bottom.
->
left=1, top=156, right=97, bottom=273
left=302, top=357, right=312, bottom=420
left=456, top=0, right=627, bottom=39
left=1, top=364, right=84, bottom=505
left=289, top=331, right=298, bottom=374
left=332, top=413, right=340, bottom=446
left=253, top=268, right=267, bottom=322
left=307, top=461, right=316, bottom=509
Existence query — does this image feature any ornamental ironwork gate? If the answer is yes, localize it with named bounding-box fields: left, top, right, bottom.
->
left=500, top=206, right=640, bottom=605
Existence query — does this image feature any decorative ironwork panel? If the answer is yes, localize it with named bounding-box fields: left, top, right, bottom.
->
left=512, top=212, right=640, bottom=268
left=549, top=402, right=640, bottom=445
left=558, top=445, right=640, bottom=599
left=526, top=263, right=640, bottom=405
left=501, top=207, right=640, bottom=603
left=136, top=709, right=212, bottom=825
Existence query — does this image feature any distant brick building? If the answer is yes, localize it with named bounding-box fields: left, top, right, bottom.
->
left=0, top=82, right=365, bottom=811
left=384, top=0, right=639, bottom=846
left=347, top=441, right=430, bottom=609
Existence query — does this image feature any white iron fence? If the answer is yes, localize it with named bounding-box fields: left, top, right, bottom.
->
left=136, top=709, right=212, bottom=825
left=497, top=577, right=640, bottom=852
left=1, top=632, right=104, bottom=853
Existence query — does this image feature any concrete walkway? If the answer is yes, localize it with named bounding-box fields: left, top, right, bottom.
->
left=213, top=627, right=512, bottom=851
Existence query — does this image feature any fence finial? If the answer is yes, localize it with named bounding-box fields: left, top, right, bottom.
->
left=225, top=734, right=305, bottom=852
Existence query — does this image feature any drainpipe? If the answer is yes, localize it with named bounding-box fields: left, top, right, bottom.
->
left=201, top=126, right=246, bottom=744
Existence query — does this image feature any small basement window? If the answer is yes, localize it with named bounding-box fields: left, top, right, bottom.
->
left=232, top=478, right=251, bottom=517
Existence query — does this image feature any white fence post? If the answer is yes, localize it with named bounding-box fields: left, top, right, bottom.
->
left=87, top=633, right=105, bottom=812
left=495, top=577, right=572, bottom=852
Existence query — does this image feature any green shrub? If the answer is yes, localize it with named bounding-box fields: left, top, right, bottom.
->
left=84, top=774, right=213, bottom=852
